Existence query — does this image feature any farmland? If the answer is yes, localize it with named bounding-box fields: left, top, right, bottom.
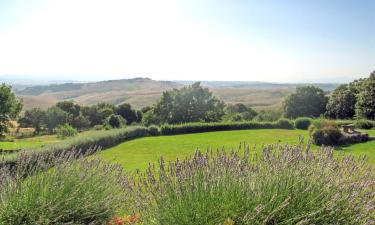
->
left=97, top=129, right=375, bottom=170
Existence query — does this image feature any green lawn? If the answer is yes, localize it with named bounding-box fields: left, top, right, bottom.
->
left=0, top=135, right=60, bottom=150
left=0, top=130, right=105, bottom=151
left=97, top=129, right=375, bottom=170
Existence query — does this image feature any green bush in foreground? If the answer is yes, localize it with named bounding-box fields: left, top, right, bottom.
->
left=124, top=145, right=374, bottom=225
left=309, top=120, right=342, bottom=146
left=294, top=117, right=312, bottom=130
left=0, top=157, right=125, bottom=225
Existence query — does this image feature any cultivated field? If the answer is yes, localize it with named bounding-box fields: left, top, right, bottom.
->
left=98, top=129, right=375, bottom=170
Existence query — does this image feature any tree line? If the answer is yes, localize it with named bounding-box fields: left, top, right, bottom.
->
left=283, top=71, right=375, bottom=120
left=0, top=71, right=374, bottom=138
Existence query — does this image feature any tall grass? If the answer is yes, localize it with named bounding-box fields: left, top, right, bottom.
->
left=124, top=143, right=375, bottom=224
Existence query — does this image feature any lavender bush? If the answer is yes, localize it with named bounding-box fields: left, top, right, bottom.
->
left=124, top=143, right=375, bottom=224
left=0, top=141, right=373, bottom=224
left=0, top=148, right=126, bottom=225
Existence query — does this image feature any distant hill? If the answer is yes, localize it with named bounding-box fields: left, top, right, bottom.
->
left=12, top=78, right=341, bottom=110
left=15, top=78, right=182, bottom=109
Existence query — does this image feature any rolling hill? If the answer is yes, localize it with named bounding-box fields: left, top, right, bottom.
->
left=12, top=78, right=340, bottom=110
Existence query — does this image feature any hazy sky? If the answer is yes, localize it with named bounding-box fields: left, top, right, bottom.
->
left=0, top=0, right=374, bottom=82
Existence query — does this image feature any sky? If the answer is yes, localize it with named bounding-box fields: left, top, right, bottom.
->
left=0, top=0, right=374, bottom=83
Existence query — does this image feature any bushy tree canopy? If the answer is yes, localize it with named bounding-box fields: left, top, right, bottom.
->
left=283, top=86, right=328, bottom=119
left=116, top=103, right=139, bottom=125
left=45, top=106, right=72, bottom=133
left=355, top=72, right=375, bottom=120
left=151, top=82, right=225, bottom=124
left=18, top=108, right=46, bottom=134
left=0, top=84, right=22, bottom=137
left=325, top=84, right=356, bottom=119
left=224, top=103, right=258, bottom=121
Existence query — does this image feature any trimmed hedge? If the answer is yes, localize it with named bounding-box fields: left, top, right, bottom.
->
left=294, top=117, right=312, bottom=130
left=276, top=118, right=294, bottom=129
left=161, top=121, right=293, bottom=135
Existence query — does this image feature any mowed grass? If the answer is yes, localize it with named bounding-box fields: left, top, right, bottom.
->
left=340, top=129, right=375, bottom=161
left=98, top=129, right=375, bottom=170
left=0, top=130, right=106, bottom=151
left=0, top=135, right=60, bottom=150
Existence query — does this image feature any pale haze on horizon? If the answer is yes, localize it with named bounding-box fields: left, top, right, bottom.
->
left=0, top=0, right=374, bottom=83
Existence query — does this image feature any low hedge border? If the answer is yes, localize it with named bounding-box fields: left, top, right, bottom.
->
left=160, top=119, right=294, bottom=135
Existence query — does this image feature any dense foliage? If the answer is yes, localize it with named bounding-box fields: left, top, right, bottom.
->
left=326, top=71, right=375, bottom=120
left=294, top=117, right=312, bottom=130
left=223, top=103, right=258, bottom=121
left=19, top=101, right=141, bottom=135
left=0, top=84, right=22, bottom=138
left=55, top=124, right=78, bottom=139
left=309, top=120, right=342, bottom=146
left=276, top=118, right=294, bottom=129
left=355, top=72, right=375, bottom=120
left=283, top=86, right=328, bottom=119
left=325, top=84, right=357, bottom=119
left=18, top=108, right=45, bottom=135
left=145, top=82, right=225, bottom=124
left=160, top=120, right=292, bottom=135
left=123, top=145, right=374, bottom=224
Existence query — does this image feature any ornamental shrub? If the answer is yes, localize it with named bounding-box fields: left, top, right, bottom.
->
left=294, top=117, right=312, bottom=130
left=276, top=118, right=294, bottom=129
left=148, top=125, right=160, bottom=136
left=309, top=120, right=342, bottom=146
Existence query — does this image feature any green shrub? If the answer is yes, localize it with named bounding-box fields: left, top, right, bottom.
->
left=294, top=117, right=312, bottom=130
left=0, top=158, right=125, bottom=224
left=148, top=125, right=160, bottom=136
left=276, top=118, right=294, bottom=129
left=161, top=121, right=292, bottom=135
left=55, top=124, right=78, bottom=139
left=106, top=114, right=126, bottom=128
left=124, top=145, right=374, bottom=224
left=355, top=119, right=374, bottom=129
left=309, top=120, right=342, bottom=146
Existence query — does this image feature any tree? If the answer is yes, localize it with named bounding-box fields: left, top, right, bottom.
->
left=282, top=86, right=328, bottom=119
left=107, top=114, right=126, bottom=128
left=72, top=115, right=90, bottom=131
left=45, top=106, right=72, bottom=133
left=0, top=84, right=22, bottom=137
left=56, top=101, right=81, bottom=117
left=116, top=103, right=138, bottom=125
left=355, top=72, right=375, bottom=120
left=224, top=103, right=258, bottom=121
left=326, top=84, right=356, bottom=119
left=152, top=82, right=225, bottom=124
left=18, top=108, right=46, bottom=135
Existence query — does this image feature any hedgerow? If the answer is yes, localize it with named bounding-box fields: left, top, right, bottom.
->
left=160, top=121, right=292, bottom=135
